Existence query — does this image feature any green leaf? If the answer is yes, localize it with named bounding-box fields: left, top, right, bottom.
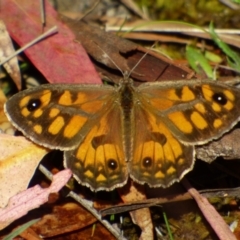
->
left=204, top=51, right=222, bottom=63
left=163, top=211, right=174, bottom=240
left=186, top=45, right=214, bottom=79
left=209, top=22, right=240, bottom=71
left=231, top=0, right=240, bottom=4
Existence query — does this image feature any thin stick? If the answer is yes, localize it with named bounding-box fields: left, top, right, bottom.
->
left=40, top=0, right=46, bottom=29
left=38, top=164, right=126, bottom=240
left=0, top=26, right=58, bottom=66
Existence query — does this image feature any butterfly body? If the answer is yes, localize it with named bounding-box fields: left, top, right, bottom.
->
left=5, top=79, right=240, bottom=191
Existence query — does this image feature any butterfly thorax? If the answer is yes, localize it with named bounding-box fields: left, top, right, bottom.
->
left=120, top=81, right=134, bottom=109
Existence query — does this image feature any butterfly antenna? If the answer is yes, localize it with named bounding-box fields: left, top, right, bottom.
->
left=94, top=42, right=157, bottom=81
left=126, top=42, right=157, bottom=79
left=93, top=42, right=125, bottom=77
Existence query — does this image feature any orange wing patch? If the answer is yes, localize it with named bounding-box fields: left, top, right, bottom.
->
left=63, top=115, right=88, bottom=138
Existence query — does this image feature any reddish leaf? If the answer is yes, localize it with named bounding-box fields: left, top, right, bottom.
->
left=184, top=180, right=237, bottom=240
left=1, top=0, right=101, bottom=85
left=0, top=169, right=72, bottom=230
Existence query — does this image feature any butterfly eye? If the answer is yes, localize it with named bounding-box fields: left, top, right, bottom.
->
left=212, top=92, right=227, bottom=105
left=107, top=159, right=118, bottom=170
left=142, top=157, right=152, bottom=168
left=26, top=99, right=41, bottom=111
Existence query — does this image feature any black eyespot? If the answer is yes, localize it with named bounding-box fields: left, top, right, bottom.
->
left=27, top=99, right=41, bottom=111
left=212, top=92, right=227, bottom=105
left=143, top=157, right=152, bottom=168
left=108, top=159, right=118, bottom=170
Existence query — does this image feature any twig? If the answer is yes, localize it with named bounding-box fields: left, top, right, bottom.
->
left=38, top=164, right=126, bottom=240
left=0, top=26, right=58, bottom=66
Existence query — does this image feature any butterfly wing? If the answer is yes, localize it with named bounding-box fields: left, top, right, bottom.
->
left=5, top=84, right=116, bottom=149
left=138, top=79, right=240, bottom=143
left=130, top=101, right=194, bottom=187
left=64, top=103, right=128, bottom=191
left=130, top=79, right=240, bottom=187
left=5, top=84, right=128, bottom=191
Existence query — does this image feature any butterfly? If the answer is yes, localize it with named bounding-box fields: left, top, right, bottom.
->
left=4, top=77, right=240, bottom=191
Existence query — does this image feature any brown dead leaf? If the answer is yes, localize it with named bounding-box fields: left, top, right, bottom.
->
left=33, top=220, right=116, bottom=240
left=0, top=134, right=49, bottom=208
left=20, top=227, right=42, bottom=240
left=0, top=169, right=72, bottom=230
left=31, top=202, right=98, bottom=238
left=0, top=20, right=21, bottom=90
left=61, top=17, right=195, bottom=84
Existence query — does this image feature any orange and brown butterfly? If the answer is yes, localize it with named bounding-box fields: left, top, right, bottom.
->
left=4, top=76, right=240, bottom=191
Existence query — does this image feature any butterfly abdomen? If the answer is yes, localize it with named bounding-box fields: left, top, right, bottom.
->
left=120, top=83, right=134, bottom=160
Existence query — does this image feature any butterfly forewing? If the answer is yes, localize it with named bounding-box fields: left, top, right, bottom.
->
left=5, top=84, right=117, bottom=150
left=138, top=79, right=240, bottom=144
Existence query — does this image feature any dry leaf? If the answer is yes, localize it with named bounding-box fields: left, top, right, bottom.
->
left=0, top=169, right=72, bottom=230
left=120, top=0, right=149, bottom=20
left=0, top=134, right=49, bottom=208
left=0, top=89, right=13, bottom=135
left=1, top=0, right=101, bottom=85
left=0, top=20, right=21, bottom=90
left=61, top=18, right=195, bottom=84
left=119, top=182, right=153, bottom=240
left=31, top=202, right=97, bottom=237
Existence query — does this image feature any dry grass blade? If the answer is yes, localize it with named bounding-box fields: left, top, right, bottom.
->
left=106, top=21, right=240, bottom=48
left=120, top=0, right=149, bottom=20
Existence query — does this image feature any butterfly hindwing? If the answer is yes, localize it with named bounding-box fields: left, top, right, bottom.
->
left=64, top=100, right=128, bottom=191
left=130, top=96, right=194, bottom=187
